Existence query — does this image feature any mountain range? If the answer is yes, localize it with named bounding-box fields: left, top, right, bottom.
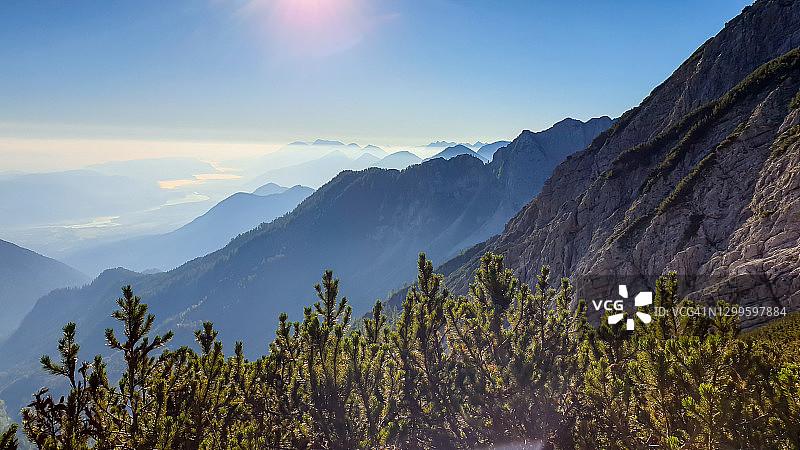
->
left=415, top=0, right=800, bottom=330
left=252, top=182, right=288, bottom=196
left=0, top=240, right=88, bottom=340
left=62, top=184, right=314, bottom=276
left=477, top=141, right=511, bottom=161
left=425, top=140, right=485, bottom=149
left=372, top=151, right=422, bottom=169
left=249, top=148, right=424, bottom=189
left=5, top=0, right=799, bottom=428
left=424, top=144, right=488, bottom=163
left=0, top=158, right=252, bottom=257
left=222, top=141, right=387, bottom=185
left=0, top=115, right=611, bottom=419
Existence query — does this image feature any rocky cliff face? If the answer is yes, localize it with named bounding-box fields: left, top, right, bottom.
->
left=446, top=0, right=800, bottom=328
left=489, top=117, right=614, bottom=214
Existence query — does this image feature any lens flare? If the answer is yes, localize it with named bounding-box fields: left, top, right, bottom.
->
left=240, top=0, right=368, bottom=58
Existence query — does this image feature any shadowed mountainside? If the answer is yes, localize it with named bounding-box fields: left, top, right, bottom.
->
left=477, top=140, right=511, bottom=161
left=438, top=0, right=800, bottom=329
left=0, top=117, right=611, bottom=413
left=0, top=240, right=88, bottom=340
left=424, top=144, right=488, bottom=163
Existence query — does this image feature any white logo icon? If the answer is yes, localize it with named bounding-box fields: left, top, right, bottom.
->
left=607, top=285, right=652, bottom=330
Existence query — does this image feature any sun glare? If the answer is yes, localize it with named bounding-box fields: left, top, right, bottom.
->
left=241, top=0, right=368, bottom=58
left=275, top=0, right=350, bottom=28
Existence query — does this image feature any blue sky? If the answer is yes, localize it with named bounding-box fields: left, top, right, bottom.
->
left=0, top=0, right=753, bottom=159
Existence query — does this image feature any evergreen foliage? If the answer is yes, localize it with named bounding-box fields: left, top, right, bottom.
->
left=10, top=255, right=800, bottom=448
left=0, top=424, right=17, bottom=450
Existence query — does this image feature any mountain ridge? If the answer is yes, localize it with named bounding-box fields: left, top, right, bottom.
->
left=62, top=185, right=314, bottom=275
left=476, top=140, right=511, bottom=161
left=439, top=0, right=800, bottom=329
left=424, top=144, right=488, bottom=163
left=0, top=240, right=88, bottom=340
left=0, top=116, right=612, bottom=398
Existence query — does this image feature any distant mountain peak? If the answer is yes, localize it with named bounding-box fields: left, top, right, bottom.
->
left=425, top=140, right=458, bottom=148
left=353, top=153, right=381, bottom=163
left=552, top=117, right=581, bottom=126
left=286, top=184, right=314, bottom=192
left=62, top=185, right=314, bottom=276
left=476, top=141, right=511, bottom=161
left=312, top=139, right=345, bottom=146
left=324, top=149, right=347, bottom=158
left=374, top=151, right=422, bottom=170
left=253, top=182, right=288, bottom=196
left=424, top=144, right=488, bottom=163
left=447, top=144, right=472, bottom=151
left=426, top=140, right=487, bottom=150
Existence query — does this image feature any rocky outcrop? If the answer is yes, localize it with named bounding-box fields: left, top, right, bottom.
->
left=687, top=107, right=800, bottom=326
left=446, top=0, right=800, bottom=328
left=489, top=117, right=614, bottom=214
